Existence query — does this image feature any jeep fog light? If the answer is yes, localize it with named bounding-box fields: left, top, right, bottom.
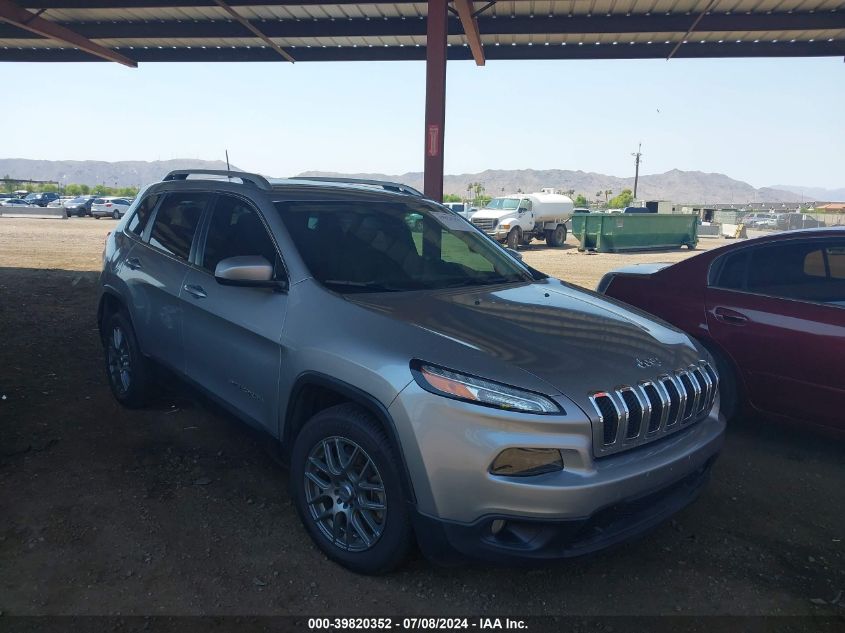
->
left=490, top=448, right=564, bottom=477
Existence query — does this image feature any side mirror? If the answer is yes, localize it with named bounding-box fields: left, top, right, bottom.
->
left=505, top=247, right=524, bottom=260
left=214, top=255, right=286, bottom=290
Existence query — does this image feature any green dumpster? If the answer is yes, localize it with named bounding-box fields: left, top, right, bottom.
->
left=571, top=213, right=698, bottom=253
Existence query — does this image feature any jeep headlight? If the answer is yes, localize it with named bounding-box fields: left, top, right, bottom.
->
left=411, top=362, right=562, bottom=414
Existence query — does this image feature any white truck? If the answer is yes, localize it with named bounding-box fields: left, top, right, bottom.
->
left=470, top=190, right=575, bottom=248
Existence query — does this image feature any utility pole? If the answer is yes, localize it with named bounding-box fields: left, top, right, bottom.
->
left=631, top=143, right=643, bottom=200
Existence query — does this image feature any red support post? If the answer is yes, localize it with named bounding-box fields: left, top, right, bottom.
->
left=423, top=0, right=448, bottom=202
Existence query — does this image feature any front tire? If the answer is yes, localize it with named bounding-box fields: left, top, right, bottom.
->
left=103, top=311, right=153, bottom=408
left=506, top=227, right=521, bottom=250
left=290, top=404, right=412, bottom=575
left=702, top=344, right=740, bottom=421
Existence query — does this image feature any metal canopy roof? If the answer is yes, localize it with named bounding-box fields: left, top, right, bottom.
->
left=0, top=1, right=843, bottom=65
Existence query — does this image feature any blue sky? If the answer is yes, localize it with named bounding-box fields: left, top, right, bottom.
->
left=1, top=56, right=843, bottom=188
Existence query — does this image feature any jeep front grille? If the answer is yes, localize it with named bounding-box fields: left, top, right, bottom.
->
left=588, top=361, right=718, bottom=457
left=471, top=218, right=497, bottom=232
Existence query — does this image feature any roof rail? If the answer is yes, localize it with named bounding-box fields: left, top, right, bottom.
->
left=292, top=176, right=424, bottom=198
left=163, top=169, right=272, bottom=190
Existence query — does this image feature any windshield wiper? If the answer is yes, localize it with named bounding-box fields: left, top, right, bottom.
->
left=440, top=276, right=524, bottom=288
left=322, top=280, right=405, bottom=293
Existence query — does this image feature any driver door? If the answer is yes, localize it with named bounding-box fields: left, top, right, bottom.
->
left=518, top=199, right=534, bottom=231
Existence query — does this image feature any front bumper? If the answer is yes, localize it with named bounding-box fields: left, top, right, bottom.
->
left=389, top=381, right=725, bottom=560
left=413, top=455, right=716, bottom=563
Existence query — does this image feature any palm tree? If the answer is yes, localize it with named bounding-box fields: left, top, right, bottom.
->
left=604, top=189, right=612, bottom=203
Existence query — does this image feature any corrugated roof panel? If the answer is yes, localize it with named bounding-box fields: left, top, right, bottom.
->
left=26, top=0, right=845, bottom=24
left=0, top=38, right=55, bottom=49
left=1, top=2, right=842, bottom=61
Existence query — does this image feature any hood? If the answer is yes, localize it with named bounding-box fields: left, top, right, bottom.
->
left=347, top=279, right=703, bottom=404
left=470, top=208, right=515, bottom=220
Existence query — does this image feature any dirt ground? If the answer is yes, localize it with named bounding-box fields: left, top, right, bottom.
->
left=0, top=217, right=843, bottom=618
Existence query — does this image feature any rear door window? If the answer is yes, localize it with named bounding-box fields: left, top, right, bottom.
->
left=127, top=193, right=161, bottom=236
left=746, top=240, right=845, bottom=305
left=147, top=193, right=210, bottom=260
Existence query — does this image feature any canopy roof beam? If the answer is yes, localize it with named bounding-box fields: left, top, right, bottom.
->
left=212, top=0, right=294, bottom=62
left=667, top=0, right=719, bottom=60
left=0, top=0, right=136, bottom=66
left=453, top=0, right=484, bottom=66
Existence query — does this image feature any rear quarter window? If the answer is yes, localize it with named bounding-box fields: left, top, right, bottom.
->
left=709, top=249, right=748, bottom=290
left=127, top=193, right=161, bottom=236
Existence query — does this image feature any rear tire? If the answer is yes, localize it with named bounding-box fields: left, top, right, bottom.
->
left=506, top=227, right=521, bottom=250
left=112, top=210, right=120, bottom=219
left=290, top=403, right=412, bottom=575
left=103, top=311, right=153, bottom=408
left=546, top=224, right=567, bottom=247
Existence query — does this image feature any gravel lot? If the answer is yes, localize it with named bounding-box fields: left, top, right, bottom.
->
left=1, top=217, right=843, bottom=618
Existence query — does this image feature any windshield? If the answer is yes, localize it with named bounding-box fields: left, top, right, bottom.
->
left=274, top=199, right=534, bottom=293
left=484, top=197, right=521, bottom=211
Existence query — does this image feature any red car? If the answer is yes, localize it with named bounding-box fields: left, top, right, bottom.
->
left=597, top=228, right=845, bottom=434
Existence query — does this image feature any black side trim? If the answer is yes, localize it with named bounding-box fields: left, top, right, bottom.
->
left=283, top=371, right=416, bottom=503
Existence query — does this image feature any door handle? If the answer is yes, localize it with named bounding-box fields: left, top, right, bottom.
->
left=183, top=284, right=207, bottom=299
left=125, top=257, right=142, bottom=270
left=714, top=307, right=748, bottom=325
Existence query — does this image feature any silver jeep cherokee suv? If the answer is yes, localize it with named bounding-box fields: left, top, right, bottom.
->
left=98, top=170, right=725, bottom=574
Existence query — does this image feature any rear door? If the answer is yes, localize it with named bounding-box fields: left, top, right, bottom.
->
left=122, top=191, right=209, bottom=373
left=180, top=193, right=288, bottom=432
left=705, top=237, right=845, bottom=430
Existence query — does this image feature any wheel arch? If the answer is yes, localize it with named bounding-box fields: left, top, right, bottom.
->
left=695, top=335, right=747, bottom=412
left=283, top=372, right=417, bottom=504
left=97, top=287, right=134, bottom=340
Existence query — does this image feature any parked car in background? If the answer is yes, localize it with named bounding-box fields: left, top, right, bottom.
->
left=744, top=212, right=778, bottom=229
left=97, top=169, right=724, bottom=573
left=0, top=198, right=29, bottom=206
left=23, top=192, right=60, bottom=207
left=778, top=212, right=824, bottom=231
left=573, top=207, right=591, bottom=214
left=442, top=201, right=476, bottom=220
left=47, top=198, right=67, bottom=209
left=597, top=229, right=845, bottom=435
left=91, top=197, right=131, bottom=219
left=623, top=206, right=654, bottom=214
left=64, top=195, right=97, bottom=217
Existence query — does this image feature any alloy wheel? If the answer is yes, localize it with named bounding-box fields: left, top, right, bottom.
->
left=304, top=436, right=387, bottom=552
left=106, top=325, right=132, bottom=395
